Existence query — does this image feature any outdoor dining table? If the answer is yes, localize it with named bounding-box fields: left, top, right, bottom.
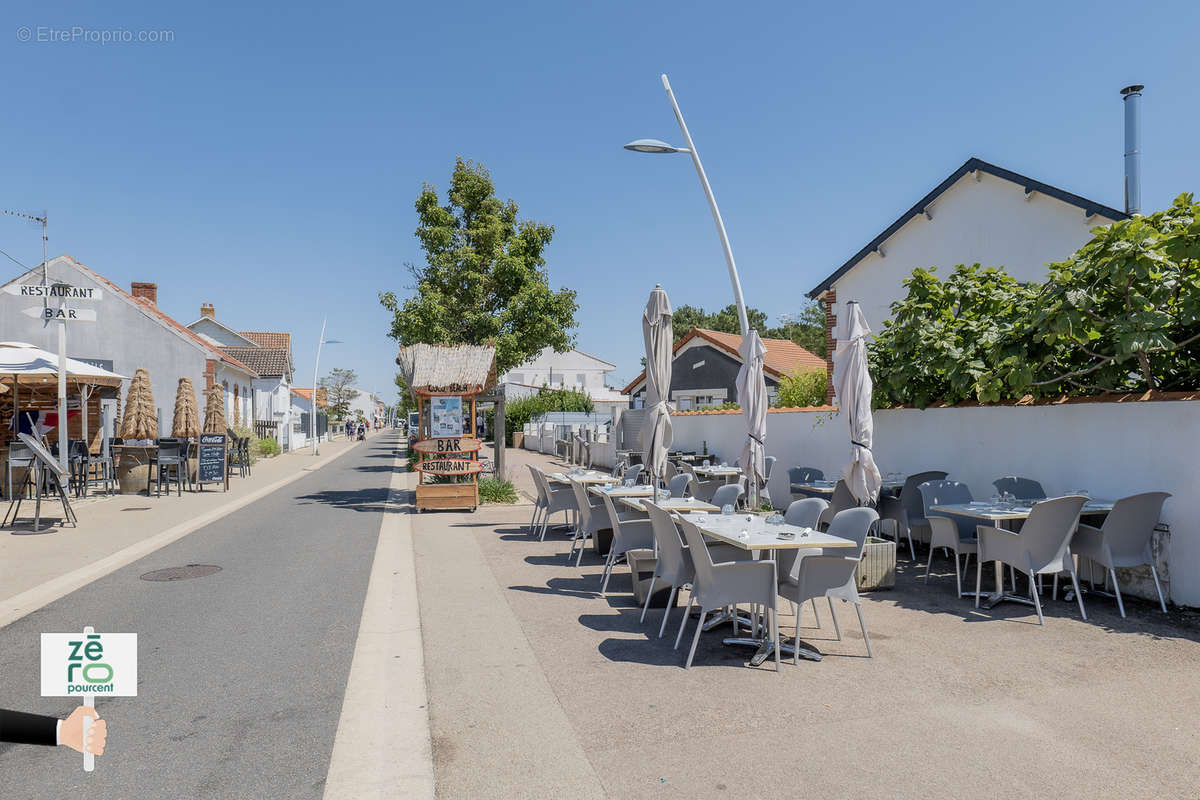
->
left=928, top=497, right=1114, bottom=609
left=680, top=511, right=857, bottom=664
left=547, top=471, right=620, bottom=486
left=588, top=484, right=654, bottom=498
left=617, top=495, right=719, bottom=514
left=793, top=478, right=904, bottom=497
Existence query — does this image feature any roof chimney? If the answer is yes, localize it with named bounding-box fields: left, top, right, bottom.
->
left=131, top=282, right=158, bottom=305
left=1121, top=84, right=1143, bottom=215
left=200, top=303, right=215, bottom=319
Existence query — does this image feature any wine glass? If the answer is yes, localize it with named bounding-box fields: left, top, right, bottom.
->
left=721, top=504, right=734, bottom=516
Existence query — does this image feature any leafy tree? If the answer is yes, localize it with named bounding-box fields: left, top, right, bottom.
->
left=773, top=301, right=828, bottom=358
left=774, top=367, right=827, bottom=408
left=320, top=368, right=359, bottom=421
left=489, top=387, right=594, bottom=446
left=1028, top=193, right=1200, bottom=393
left=379, top=157, right=579, bottom=375
left=394, top=372, right=416, bottom=417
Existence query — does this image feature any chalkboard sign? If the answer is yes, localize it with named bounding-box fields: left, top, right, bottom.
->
left=197, top=433, right=227, bottom=491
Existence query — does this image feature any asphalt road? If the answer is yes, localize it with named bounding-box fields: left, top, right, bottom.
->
left=0, top=432, right=402, bottom=798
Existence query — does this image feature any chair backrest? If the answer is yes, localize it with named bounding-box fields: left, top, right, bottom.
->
left=1101, top=491, right=1171, bottom=562
left=1021, top=495, right=1089, bottom=570
left=526, top=464, right=548, bottom=505
left=664, top=461, right=678, bottom=481
left=157, top=440, right=183, bottom=459
left=829, top=479, right=857, bottom=514
left=611, top=459, right=628, bottom=478
left=680, top=461, right=698, bottom=478
left=901, top=470, right=949, bottom=521
left=711, top=483, right=743, bottom=510
left=992, top=476, right=1046, bottom=500
left=825, top=506, right=880, bottom=559
left=668, top=473, right=692, bottom=498
left=763, top=456, right=776, bottom=480
left=676, top=514, right=717, bottom=589
left=918, top=479, right=973, bottom=511
left=784, top=497, right=828, bottom=529
left=788, top=466, right=823, bottom=484
left=69, top=440, right=90, bottom=460
left=569, top=479, right=593, bottom=531
left=532, top=467, right=558, bottom=507
left=624, top=463, right=644, bottom=485
left=644, top=501, right=691, bottom=580
left=8, top=441, right=33, bottom=461
left=600, top=491, right=633, bottom=547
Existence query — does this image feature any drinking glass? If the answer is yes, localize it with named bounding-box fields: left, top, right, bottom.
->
left=721, top=504, right=734, bottom=516
left=623, top=478, right=634, bottom=488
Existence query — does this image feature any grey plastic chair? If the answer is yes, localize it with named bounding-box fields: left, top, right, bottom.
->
left=877, top=470, right=949, bottom=557
left=760, top=455, right=777, bottom=507
left=668, top=473, right=692, bottom=498
left=816, top=480, right=857, bottom=531
left=685, top=462, right=725, bottom=503
left=624, top=463, right=645, bottom=486
left=5, top=442, right=35, bottom=501
left=777, top=506, right=879, bottom=660
left=777, top=497, right=831, bottom=623
left=788, top=466, right=824, bottom=499
left=992, top=476, right=1047, bottom=501
left=531, top=467, right=576, bottom=541
left=674, top=514, right=780, bottom=671
left=641, top=501, right=699, bottom=638
left=975, top=495, right=1089, bottom=624
left=711, top=483, right=743, bottom=511
left=1071, top=491, right=1171, bottom=616
left=598, top=492, right=655, bottom=595
left=919, top=480, right=979, bottom=598
left=526, top=463, right=548, bottom=534
left=567, top=478, right=607, bottom=565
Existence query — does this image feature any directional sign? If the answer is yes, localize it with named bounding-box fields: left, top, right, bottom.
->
left=417, top=458, right=484, bottom=475
left=4, top=283, right=102, bottom=300
left=413, top=436, right=482, bottom=454
left=23, top=305, right=97, bottom=322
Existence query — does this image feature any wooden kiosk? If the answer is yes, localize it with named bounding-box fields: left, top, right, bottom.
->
left=396, top=343, right=496, bottom=513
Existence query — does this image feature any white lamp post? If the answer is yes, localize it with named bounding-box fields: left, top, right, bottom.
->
left=625, top=74, right=750, bottom=338
left=311, top=317, right=341, bottom=456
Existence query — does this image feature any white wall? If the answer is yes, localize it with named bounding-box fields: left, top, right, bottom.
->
left=501, top=347, right=617, bottom=394
left=670, top=400, right=1200, bottom=607
left=830, top=172, right=1119, bottom=334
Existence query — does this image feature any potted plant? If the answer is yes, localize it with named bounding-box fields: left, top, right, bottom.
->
left=172, top=376, right=200, bottom=480
left=115, top=367, right=158, bottom=494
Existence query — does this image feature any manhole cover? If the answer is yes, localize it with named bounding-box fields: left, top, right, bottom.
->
left=140, top=565, right=222, bottom=582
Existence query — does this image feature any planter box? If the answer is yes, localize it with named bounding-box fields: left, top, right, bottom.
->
left=512, top=432, right=524, bottom=449
left=627, top=548, right=677, bottom=607
left=416, top=482, right=478, bottom=512
left=855, top=536, right=896, bottom=591
left=114, top=445, right=156, bottom=496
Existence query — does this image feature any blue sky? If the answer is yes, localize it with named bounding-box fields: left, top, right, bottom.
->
left=2, top=1, right=1197, bottom=396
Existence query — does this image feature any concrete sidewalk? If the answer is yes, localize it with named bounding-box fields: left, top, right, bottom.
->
left=0, top=433, right=370, bottom=625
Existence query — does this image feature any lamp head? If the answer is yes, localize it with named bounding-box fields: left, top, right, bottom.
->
left=623, top=138, right=689, bottom=154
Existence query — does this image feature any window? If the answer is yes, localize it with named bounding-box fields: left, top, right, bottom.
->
left=678, top=396, right=692, bottom=410
left=576, top=373, right=586, bottom=388
left=509, top=373, right=523, bottom=384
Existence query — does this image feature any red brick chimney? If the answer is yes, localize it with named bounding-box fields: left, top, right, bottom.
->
left=200, top=303, right=215, bottom=319
left=131, top=282, right=158, bottom=305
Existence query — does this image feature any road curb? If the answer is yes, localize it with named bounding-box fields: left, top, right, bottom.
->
left=0, top=440, right=362, bottom=629
left=323, top=448, right=435, bottom=799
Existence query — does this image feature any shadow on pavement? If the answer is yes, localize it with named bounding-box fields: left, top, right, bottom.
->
left=295, top=487, right=405, bottom=513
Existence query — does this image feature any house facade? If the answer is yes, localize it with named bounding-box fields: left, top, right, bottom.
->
left=622, top=328, right=825, bottom=410
left=346, top=388, right=385, bottom=428
left=0, top=256, right=258, bottom=435
left=290, top=387, right=327, bottom=447
left=806, top=157, right=1127, bottom=399
left=500, top=346, right=628, bottom=415
left=186, top=307, right=295, bottom=447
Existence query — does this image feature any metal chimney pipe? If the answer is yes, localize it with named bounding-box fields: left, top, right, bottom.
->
left=1121, top=84, right=1144, bottom=215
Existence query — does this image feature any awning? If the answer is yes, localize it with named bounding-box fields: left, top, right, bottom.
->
left=0, top=341, right=127, bottom=387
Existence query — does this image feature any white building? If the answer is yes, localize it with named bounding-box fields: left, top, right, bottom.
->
left=346, top=388, right=385, bottom=428
left=186, top=306, right=296, bottom=447
left=500, top=347, right=627, bottom=414
left=807, top=157, right=1127, bottom=394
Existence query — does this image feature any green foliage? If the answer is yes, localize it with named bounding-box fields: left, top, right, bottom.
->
left=379, top=157, right=580, bottom=375
left=254, top=436, right=281, bottom=458
left=478, top=477, right=518, bottom=504
left=320, top=368, right=359, bottom=421
left=774, top=367, right=827, bottom=408
left=394, top=372, right=417, bottom=416
left=869, top=194, right=1200, bottom=407
left=492, top=387, right=594, bottom=445
left=1028, top=193, right=1200, bottom=393
left=671, top=301, right=827, bottom=357
left=694, top=400, right=740, bottom=411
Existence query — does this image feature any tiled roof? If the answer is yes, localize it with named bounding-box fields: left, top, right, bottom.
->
left=621, top=327, right=825, bottom=394
left=220, top=346, right=291, bottom=377
left=69, top=259, right=259, bottom=378
left=291, top=387, right=326, bottom=407
left=240, top=331, right=290, bottom=350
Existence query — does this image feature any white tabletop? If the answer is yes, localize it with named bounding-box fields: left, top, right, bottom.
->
left=589, top=484, right=654, bottom=498
left=619, top=496, right=719, bottom=513
left=681, top=512, right=856, bottom=552
left=692, top=465, right=742, bottom=477
left=930, top=498, right=1114, bottom=521
left=548, top=471, right=619, bottom=485
left=791, top=480, right=837, bottom=494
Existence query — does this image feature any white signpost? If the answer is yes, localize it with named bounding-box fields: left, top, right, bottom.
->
left=41, top=626, right=137, bottom=772
left=5, top=281, right=102, bottom=471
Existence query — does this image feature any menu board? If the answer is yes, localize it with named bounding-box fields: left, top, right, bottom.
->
left=429, top=395, right=463, bottom=438
left=18, top=433, right=67, bottom=478
left=197, top=433, right=227, bottom=490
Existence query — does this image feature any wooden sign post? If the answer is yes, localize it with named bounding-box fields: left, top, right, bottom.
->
left=415, top=396, right=482, bottom=512
left=196, top=433, right=228, bottom=491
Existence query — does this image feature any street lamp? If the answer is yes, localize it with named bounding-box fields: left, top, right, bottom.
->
left=624, top=74, right=750, bottom=338
left=311, top=316, right=341, bottom=456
